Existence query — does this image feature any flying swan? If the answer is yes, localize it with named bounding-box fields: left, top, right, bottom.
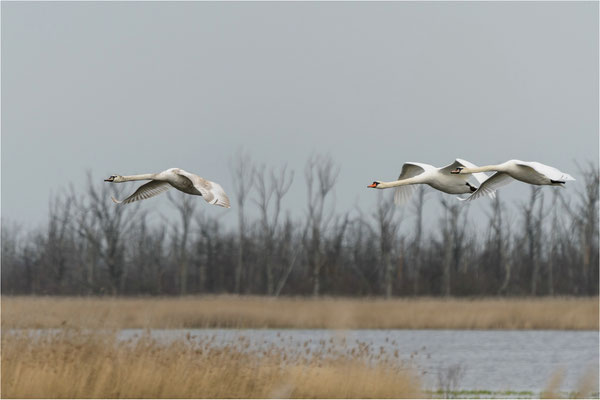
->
left=104, top=168, right=231, bottom=208
left=367, top=159, right=495, bottom=204
left=450, top=160, right=575, bottom=201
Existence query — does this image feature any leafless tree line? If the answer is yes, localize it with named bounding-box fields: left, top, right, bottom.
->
left=2, top=157, right=598, bottom=297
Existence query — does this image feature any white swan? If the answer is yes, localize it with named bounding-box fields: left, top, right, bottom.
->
left=104, top=168, right=231, bottom=208
left=450, top=160, right=575, bottom=201
left=367, top=159, right=494, bottom=204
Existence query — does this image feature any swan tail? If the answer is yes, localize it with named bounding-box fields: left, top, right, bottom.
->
left=563, top=173, right=575, bottom=181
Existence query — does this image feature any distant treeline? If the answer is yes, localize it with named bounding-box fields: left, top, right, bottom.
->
left=2, top=154, right=598, bottom=297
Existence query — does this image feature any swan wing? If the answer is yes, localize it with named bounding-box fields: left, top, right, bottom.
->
left=203, top=181, right=231, bottom=208
left=111, top=180, right=171, bottom=204
left=515, top=161, right=575, bottom=182
left=397, top=162, right=434, bottom=179
left=459, top=172, right=514, bottom=202
left=176, top=170, right=231, bottom=208
left=394, top=185, right=417, bottom=205
left=393, top=162, right=430, bottom=205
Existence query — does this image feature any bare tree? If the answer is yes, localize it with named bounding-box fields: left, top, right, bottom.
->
left=42, top=194, right=74, bottom=292
left=24, top=235, right=43, bottom=294
left=439, top=197, right=469, bottom=297
left=168, top=192, right=197, bottom=295
left=520, top=187, right=546, bottom=295
left=484, top=194, right=512, bottom=295
left=559, top=163, right=599, bottom=294
left=409, top=186, right=427, bottom=295
left=372, top=191, right=400, bottom=298
left=195, top=209, right=226, bottom=293
left=344, top=214, right=377, bottom=295
left=253, top=164, right=294, bottom=294
left=73, top=196, right=100, bottom=294
left=3, top=157, right=598, bottom=298
left=546, top=191, right=562, bottom=296
left=0, top=221, right=31, bottom=294
left=322, top=213, right=350, bottom=294
left=74, top=173, right=140, bottom=295
left=229, top=149, right=255, bottom=294
left=130, top=214, right=167, bottom=294
left=304, top=154, right=339, bottom=296
left=274, top=215, right=306, bottom=297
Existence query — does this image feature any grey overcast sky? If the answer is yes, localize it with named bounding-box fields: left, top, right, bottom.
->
left=2, top=1, right=598, bottom=231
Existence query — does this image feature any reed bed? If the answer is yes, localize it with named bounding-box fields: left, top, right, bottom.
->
left=2, top=296, right=598, bottom=330
left=1, top=330, right=422, bottom=398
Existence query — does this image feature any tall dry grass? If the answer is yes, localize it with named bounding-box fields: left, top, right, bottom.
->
left=2, top=296, right=598, bottom=330
left=1, top=330, right=422, bottom=398
left=540, top=368, right=600, bottom=399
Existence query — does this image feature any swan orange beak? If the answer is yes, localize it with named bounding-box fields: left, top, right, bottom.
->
left=367, top=183, right=377, bottom=188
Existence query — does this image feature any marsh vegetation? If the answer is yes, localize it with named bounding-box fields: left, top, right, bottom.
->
left=2, top=326, right=598, bottom=398
left=2, top=296, right=597, bottom=330
left=1, top=330, right=422, bottom=399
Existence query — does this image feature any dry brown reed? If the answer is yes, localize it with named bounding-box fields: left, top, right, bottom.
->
left=1, top=330, right=422, bottom=398
left=571, top=369, right=600, bottom=399
left=540, top=367, right=600, bottom=399
left=541, top=369, right=565, bottom=399
left=2, top=296, right=598, bottom=330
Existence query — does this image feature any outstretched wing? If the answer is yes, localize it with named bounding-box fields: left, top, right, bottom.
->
left=458, top=172, right=514, bottom=202
left=515, top=161, right=575, bottom=182
left=397, top=162, right=432, bottom=179
left=393, top=162, right=430, bottom=205
left=111, top=180, right=171, bottom=204
left=176, top=170, right=231, bottom=208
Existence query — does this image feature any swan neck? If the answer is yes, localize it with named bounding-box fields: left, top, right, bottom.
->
left=462, top=165, right=501, bottom=174
left=379, top=176, right=420, bottom=188
left=121, top=174, right=157, bottom=181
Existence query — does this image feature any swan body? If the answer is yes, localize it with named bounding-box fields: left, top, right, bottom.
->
left=368, top=159, right=494, bottom=204
left=451, top=160, right=575, bottom=201
left=104, top=168, right=231, bottom=208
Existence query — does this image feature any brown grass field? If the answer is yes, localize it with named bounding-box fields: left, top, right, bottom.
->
left=2, top=295, right=598, bottom=330
left=2, top=296, right=598, bottom=398
left=1, top=330, right=422, bottom=398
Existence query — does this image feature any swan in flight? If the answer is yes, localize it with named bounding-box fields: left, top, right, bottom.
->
left=104, top=168, right=231, bottom=208
left=450, top=160, right=575, bottom=201
left=367, top=159, right=494, bottom=204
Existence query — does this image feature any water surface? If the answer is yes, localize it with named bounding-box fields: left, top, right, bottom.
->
left=118, top=329, right=598, bottom=393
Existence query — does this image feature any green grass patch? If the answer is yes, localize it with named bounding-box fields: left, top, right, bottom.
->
left=426, top=389, right=536, bottom=399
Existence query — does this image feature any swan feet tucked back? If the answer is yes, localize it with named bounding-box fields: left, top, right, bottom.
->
left=104, top=168, right=231, bottom=208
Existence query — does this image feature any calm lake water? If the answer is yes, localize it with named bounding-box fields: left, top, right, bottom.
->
left=116, top=329, right=599, bottom=393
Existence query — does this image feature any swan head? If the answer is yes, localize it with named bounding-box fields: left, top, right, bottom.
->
left=450, top=167, right=464, bottom=174
left=367, top=181, right=381, bottom=188
left=104, top=174, right=124, bottom=183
